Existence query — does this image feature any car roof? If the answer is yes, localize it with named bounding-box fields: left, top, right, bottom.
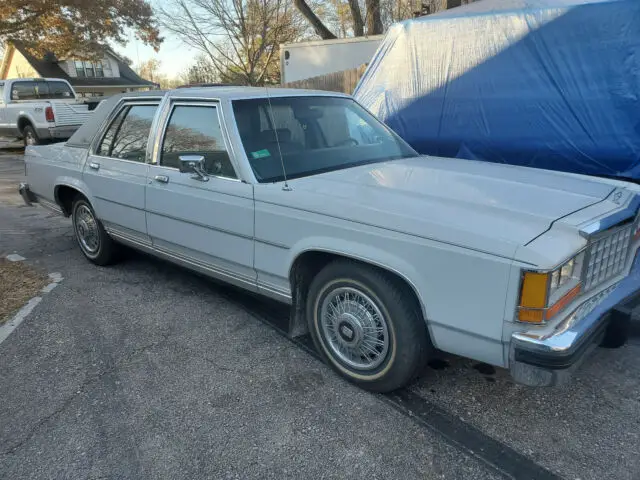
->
left=65, top=87, right=352, bottom=149
left=167, top=86, right=351, bottom=99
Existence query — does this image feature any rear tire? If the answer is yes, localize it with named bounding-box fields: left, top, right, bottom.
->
left=71, top=197, right=119, bottom=266
left=307, top=260, right=431, bottom=392
left=22, top=125, right=40, bottom=147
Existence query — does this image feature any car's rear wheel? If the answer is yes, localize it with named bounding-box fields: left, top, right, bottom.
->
left=23, top=125, right=40, bottom=147
left=71, top=197, right=119, bottom=266
left=307, top=260, right=431, bottom=392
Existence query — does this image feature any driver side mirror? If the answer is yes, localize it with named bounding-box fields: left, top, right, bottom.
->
left=179, top=155, right=209, bottom=182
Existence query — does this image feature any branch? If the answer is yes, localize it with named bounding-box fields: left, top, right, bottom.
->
left=347, top=0, right=365, bottom=36
left=293, top=0, right=337, bottom=39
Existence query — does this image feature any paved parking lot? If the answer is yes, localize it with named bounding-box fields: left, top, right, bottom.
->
left=1, top=151, right=639, bottom=479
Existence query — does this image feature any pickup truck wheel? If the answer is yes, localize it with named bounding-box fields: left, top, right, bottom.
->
left=71, top=197, right=119, bottom=266
left=23, top=125, right=40, bottom=147
left=307, top=260, right=431, bottom=392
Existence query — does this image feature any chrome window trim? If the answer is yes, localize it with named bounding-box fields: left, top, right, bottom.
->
left=89, top=98, right=162, bottom=162
left=150, top=99, right=241, bottom=181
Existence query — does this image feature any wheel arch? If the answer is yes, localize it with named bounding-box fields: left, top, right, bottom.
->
left=287, top=241, right=431, bottom=339
left=54, top=178, right=94, bottom=216
left=17, top=115, right=34, bottom=135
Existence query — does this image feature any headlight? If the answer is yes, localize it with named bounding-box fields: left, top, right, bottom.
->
left=517, top=251, right=585, bottom=324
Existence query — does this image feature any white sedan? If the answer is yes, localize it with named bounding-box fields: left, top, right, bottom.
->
left=19, top=87, right=640, bottom=392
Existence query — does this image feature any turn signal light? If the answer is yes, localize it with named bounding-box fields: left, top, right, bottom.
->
left=518, top=271, right=582, bottom=324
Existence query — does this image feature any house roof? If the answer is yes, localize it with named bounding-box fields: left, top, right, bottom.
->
left=3, top=41, right=156, bottom=88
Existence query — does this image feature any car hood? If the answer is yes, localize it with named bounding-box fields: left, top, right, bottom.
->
left=286, top=156, right=615, bottom=259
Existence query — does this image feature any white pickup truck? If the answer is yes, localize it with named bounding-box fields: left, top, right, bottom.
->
left=0, top=78, right=91, bottom=147
left=18, top=87, right=640, bottom=392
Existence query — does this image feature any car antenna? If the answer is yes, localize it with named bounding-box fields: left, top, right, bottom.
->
left=264, top=85, right=291, bottom=191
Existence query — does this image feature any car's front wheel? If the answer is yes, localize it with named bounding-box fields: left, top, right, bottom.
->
left=71, top=197, right=119, bottom=266
left=307, top=260, right=431, bottom=392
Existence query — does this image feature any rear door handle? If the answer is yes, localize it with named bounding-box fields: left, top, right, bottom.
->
left=88, top=162, right=100, bottom=170
left=154, top=175, right=169, bottom=184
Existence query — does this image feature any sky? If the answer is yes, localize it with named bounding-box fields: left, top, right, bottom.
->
left=117, top=0, right=196, bottom=78
left=119, top=30, right=196, bottom=78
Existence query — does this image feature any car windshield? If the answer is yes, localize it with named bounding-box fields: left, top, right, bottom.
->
left=232, top=96, right=418, bottom=182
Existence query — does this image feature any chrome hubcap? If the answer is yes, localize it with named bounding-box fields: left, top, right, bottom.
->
left=320, top=287, right=389, bottom=370
left=26, top=133, right=35, bottom=146
left=74, top=205, right=99, bottom=254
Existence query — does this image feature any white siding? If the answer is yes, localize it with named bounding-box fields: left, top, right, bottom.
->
left=59, top=60, right=75, bottom=77
left=104, top=54, right=120, bottom=78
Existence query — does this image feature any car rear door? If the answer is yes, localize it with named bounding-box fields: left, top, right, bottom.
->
left=82, top=99, right=160, bottom=245
left=145, top=99, right=256, bottom=290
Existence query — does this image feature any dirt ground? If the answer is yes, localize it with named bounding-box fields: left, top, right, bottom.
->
left=0, top=258, right=49, bottom=324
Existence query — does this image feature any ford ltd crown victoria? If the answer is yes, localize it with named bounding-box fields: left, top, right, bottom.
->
left=19, top=87, right=640, bottom=392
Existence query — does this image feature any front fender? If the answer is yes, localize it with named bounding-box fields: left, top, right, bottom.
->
left=287, top=236, right=431, bottom=320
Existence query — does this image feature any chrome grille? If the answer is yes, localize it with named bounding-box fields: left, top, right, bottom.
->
left=583, top=224, right=633, bottom=291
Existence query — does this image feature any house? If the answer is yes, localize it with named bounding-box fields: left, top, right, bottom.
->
left=0, top=42, right=157, bottom=97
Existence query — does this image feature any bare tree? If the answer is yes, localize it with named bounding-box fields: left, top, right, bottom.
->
left=159, top=0, right=305, bottom=86
left=136, top=58, right=161, bottom=83
left=184, top=54, right=220, bottom=84
left=294, top=0, right=384, bottom=38
left=293, top=0, right=337, bottom=39
left=380, top=0, right=415, bottom=28
left=365, top=0, right=383, bottom=35
left=346, top=0, right=364, bottom=36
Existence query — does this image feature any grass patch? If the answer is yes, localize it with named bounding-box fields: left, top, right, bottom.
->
left=0, top=258, right=49, bottom=324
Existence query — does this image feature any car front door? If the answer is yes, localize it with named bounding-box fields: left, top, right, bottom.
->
left=145, top=100, right=256, bottom=289
left=83, top=100, right=159, bottom=245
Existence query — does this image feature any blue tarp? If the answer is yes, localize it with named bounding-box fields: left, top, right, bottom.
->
left=354, top=0, right=640, bottom=181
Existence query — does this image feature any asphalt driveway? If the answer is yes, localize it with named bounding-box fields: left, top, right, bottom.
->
left=1, top=151, right=639, bottom=480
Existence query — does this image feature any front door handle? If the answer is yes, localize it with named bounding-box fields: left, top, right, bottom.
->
left=154, top=175, right=169, bottom=184
left=88, top=162, right=100, bottom=170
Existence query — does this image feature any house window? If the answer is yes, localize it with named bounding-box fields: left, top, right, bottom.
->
left=75, top=60, right=85, bottom=77
left=74, top=60, right=105, bottom=78
left=84, top=61, right=95, bottom=77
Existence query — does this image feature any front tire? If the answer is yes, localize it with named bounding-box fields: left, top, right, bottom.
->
left=23, top=125, right=40, bottom=147
left=307, top=260, right=431, bottom=392
left=71, top=197, right=119, bottom=266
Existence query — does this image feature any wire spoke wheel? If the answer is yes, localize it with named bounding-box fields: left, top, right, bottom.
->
left=320, top=286, right=390, bottom=370
left=74, top=204, right=100, bottom=255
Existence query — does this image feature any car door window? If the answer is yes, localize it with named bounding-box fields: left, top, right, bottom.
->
left=11, top=82, right=37, bottom=100
left=160, top=105, right=237, bottom=179
left=96, top=104, right=158, bottom=162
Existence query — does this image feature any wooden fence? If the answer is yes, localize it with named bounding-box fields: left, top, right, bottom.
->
left=282, top=64, right=368, bottom=94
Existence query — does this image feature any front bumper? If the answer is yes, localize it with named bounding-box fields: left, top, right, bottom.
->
left=510, top=251, right=640, bottom=387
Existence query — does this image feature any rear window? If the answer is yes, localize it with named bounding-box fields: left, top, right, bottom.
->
left=46, top=81, right=74, bottom=99
left=10, top=81, right=74, bottom=100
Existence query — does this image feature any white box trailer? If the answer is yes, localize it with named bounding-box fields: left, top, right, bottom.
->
left=280, top=36, right=384, bottom=84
